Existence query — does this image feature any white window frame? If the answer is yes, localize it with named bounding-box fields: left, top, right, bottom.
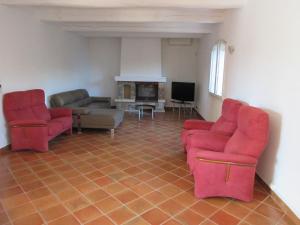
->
left=209, top=40, right=226, bottom=97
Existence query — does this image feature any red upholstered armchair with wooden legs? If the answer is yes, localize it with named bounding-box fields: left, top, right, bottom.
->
left=192, top=105, right=269, bottom=202
left=181, top=98, right=243, bottom=151
left=3, top=89, right=72, bottom=152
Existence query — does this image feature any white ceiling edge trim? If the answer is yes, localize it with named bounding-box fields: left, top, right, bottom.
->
left=77, top=31, right=204, bottom=38
left=0, top=0, right=247, bottom=9
left=115, top=76, right=167, bottom=83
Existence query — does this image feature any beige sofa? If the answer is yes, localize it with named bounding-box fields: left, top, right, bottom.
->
left=50, top=89, right=124, bottom=136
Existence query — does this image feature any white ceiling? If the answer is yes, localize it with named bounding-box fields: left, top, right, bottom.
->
left=0, top=0, right=246, bottom=38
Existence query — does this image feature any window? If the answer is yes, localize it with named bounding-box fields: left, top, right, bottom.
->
left=209, top=40, right=226, bottom=96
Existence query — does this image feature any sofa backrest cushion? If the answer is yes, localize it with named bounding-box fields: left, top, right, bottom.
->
left=224, top=105, right=269, bottom=158
left=210, top=98, right=243, bottom=136
left=3, top=89, right=51, bottom=122
left=50, top=89, right=89, bottom=107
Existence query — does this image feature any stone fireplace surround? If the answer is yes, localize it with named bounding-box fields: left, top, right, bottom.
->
left=115, top=79, right=166, bottom=112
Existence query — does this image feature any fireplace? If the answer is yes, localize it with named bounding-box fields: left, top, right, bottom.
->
left=135, top=82, right=158, bottom=101
left=115, top=80, right=166, bottom=112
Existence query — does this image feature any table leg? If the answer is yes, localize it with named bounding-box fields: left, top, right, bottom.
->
left=110, top=129, right=115, bottom=138
left=77, top=114, right=82, bottom=134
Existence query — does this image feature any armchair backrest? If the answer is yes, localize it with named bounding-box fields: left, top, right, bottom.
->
left=3, top=89, right=51, bottom=122
left=224, top=105, right=269, bottom=158
left=210, top=98, right=243, bottom=136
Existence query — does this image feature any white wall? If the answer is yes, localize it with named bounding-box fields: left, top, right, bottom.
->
left=162, top=39, right=199, bottom=106
left=120, top=38, right=162, bottom=78
left=0, top=6, right=90, bottom=148
left=196, top=34, right=223, bottom=120
left=197, top=0, right=300, bottom=217
left=88, top=38, right=200, bottom=105
left=88, top=38, right=121, bottom=102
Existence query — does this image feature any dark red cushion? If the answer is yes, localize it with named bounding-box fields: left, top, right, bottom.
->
left=48, top=121, right=64, bottom=137
left=210, top=98, right=243, bottom=135
left=51, top=117, right=72, bottom=129
left=225, top=106, right=269, bottom=158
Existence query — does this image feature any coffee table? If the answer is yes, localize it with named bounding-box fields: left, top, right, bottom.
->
left=135, top=104, right=155, bottom=120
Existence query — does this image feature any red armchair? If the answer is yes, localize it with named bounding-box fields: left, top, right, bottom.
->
left=181, top=98, right=243, bottom=151
left=3, top=89, right=72, bottom=152
left=192, top=105, right=269, bottom=201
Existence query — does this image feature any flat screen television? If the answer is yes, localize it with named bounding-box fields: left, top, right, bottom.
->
left=171, top=82, right=195, bottom=102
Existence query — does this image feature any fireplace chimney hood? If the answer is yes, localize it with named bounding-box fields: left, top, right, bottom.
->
left=115, top=38, right=166, bottom=83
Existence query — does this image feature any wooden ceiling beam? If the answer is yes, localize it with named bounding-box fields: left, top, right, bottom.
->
left=37, top=8, right=225, bottom=24
left=62, top=23, right=215, bottom=34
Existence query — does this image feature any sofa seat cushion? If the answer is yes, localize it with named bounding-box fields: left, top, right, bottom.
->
left=87, top=102, right=111, bottom=109
left=73, top=109, right=124, bottom=129
left=74, top=98, right=93, bottom=107
left=51, top=117, right=73, bottom=129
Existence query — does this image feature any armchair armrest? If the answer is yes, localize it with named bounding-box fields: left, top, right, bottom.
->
left=187, top=132, right=230, bottom=152
left=72, top=108, right=90, bottom=115
left=195, top=150, right=257, bottom=166
left=183, top=120, right=214, bottom=130
left=9, top=120, right=47, bottom=128
left=49, top=108, right=72, bottom=118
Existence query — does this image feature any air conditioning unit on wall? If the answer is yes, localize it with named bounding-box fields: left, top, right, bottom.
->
left=168, top=38, right=193, bottom=46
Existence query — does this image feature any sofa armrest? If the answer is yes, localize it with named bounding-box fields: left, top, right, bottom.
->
left=49, top=108, right=72, bottom=118
left=9, top=120, right=47, bottom=128
left=72, top=108, right=90, bottom=115
left=195, top=150, right=257, bottom=166
left=183, top=120, right=214, bottom=130
left=187, top=132, right=230, bottom=152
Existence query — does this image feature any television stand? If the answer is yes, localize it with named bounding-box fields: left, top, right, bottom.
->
left=171, top=100, right=194, bottom=118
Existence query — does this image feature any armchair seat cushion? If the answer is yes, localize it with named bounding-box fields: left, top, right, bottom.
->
left=183, top=120, right=214, bottom=130
left=49, top=108, right=72, bottom=118
left=186, top=132, right=230, bottom=153
left=51, top=117, right=73, bottom=129
left=48, top=120, right=64, bottom=137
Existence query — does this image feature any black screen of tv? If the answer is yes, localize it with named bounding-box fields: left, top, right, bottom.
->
left=171, top=82, right=195, bottom=102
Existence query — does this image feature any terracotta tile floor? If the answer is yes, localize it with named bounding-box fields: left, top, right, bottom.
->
left=0, top=111, right=297, bottom=225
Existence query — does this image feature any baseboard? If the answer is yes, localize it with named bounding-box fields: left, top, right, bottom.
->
left=0, top=144, right=10, bottom=156
left=193, top=108, right=204, bottom=120
left=256, top=175, right=300, bottom=223
left=0, top=144, right=10, bottom=150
